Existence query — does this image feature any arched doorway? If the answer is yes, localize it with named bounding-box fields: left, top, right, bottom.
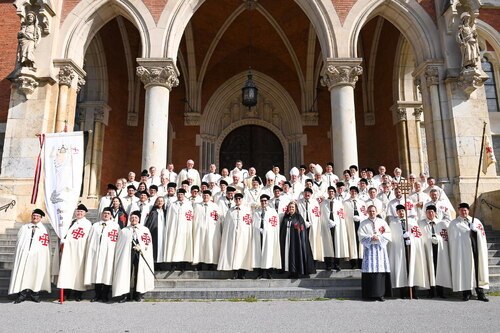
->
left=219, top=125, right=284, bottom=179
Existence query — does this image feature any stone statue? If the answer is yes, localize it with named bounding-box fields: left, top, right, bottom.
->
left=456, top=12, right=480, bottom=69
left=17, top=11, right=40, bottom=69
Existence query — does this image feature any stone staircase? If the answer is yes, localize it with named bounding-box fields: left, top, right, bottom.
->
left=0, top=209, right=499, bottom=300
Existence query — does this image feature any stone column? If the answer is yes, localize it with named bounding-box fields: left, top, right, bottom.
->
left=136, top=59, right=179, bottom=171
left=321, top=59, right=363, bottom=175
left=413, top=107, right=425, bottom=173
left=424, top=66, right=449, bottom=182
left=391, top=106, right=410, bottom=175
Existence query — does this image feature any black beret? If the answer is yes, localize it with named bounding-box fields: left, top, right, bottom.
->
left=127, top=184, right=136, bottom=190
left=426, top=205, right=437, bottom=212
left=395, top=204, right=405, bottom=211
left=76, top=204, right=88, bottom=212
left=234, top=193, right=244, bottom=199
left=141, top=169, right=149, bottom=177
left=273, top=185, right=282, bottom=192
left=327, top=186, right=336, bottom=192
left=167, top=182, right=177, bottom=188
left=32, top=208, right=45, bottom=217
left=252, top=177, right=262, bottom=185
left=458, top=203, right=470, bottom=209
left=177, top=188, right=187, bottom=194
left=283, top=181, right=291, bottom=187
left=191, top=185, right=200, bottom=191
left=260, top=194, right=270, bottom=200
left=219, top=180, right=228, bottom=186
left=201, top=182, right=209, bottom=187
left=349, top=186, right=359, bottom=193
left=130, top=210, right=141, bottom=218
left=107, top=183, right=118, bottom=191
left=304, top=188, right=313, bottom=194
left=149, top=185, right=158, bottom=191
left=202, top=190, right=212, bottom=196
left=102, top=207, right=113, bottom=214
left=226, top=186, right=236, bottom=192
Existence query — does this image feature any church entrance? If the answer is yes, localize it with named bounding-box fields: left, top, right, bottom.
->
left=219, top=125, right=284, bottom=179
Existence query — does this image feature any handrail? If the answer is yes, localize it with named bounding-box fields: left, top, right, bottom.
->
left=0, top=200, right=15, bottom=212
left=480, top=198, right=500, bottom=211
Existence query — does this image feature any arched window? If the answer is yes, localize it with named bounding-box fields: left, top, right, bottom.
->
left=482, top=57, right=499, bottom=112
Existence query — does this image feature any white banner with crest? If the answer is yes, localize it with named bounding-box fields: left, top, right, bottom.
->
left=44, top=132, right=84, bottom=239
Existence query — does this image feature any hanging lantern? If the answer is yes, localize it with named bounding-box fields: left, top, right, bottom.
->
left=242, top=71, right=258, bottom=109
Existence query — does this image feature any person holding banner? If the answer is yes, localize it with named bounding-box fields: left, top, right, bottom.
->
left=9, top=209, right=51, bottom=303
left=84, top=207, right=120, bottom=303
left=113, top=211, right=155, bottom=302
left=56, top=204, right=92, bottom=301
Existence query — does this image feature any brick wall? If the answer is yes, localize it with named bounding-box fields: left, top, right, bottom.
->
left=331, top=0, right=357, bottom=25
left=0, top=3, right=19, bottom=122
left=480, top=8, right=500, bottom=32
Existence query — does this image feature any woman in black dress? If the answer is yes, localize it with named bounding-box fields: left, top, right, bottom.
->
left=280, top=202, right=316, bottom=278
left=110, top=197, right=128, bottom=228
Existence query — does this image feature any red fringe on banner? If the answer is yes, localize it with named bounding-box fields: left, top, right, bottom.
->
left=31, top=134, right=45, bottom=204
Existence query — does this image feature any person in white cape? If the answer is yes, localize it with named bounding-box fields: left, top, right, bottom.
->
left=113, top=210, right=155, bottom=302
left=418, top=205, right=452, bottom=298
left=84, top=207, right=120, bottom=303
left=449, top=202, right=489, bottom=302
left=9, top=209, right=51, bottom=304
left=56, top=204, right=92, bottom=301
left=297, top=187, right=323, bottom=264
left=252, top=194, right=281, bottom=278
left=192, top=190, right=222, bottom=270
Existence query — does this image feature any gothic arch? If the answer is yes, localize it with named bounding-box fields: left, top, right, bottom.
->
left=345, top=0, right=441, bottom=63
left=57, top=0, right=155, bottom=67
left=158, top=0, right=340, bottom=61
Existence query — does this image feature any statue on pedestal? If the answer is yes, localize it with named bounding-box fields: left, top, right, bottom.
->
left=17, top=11, right=40, bottom=69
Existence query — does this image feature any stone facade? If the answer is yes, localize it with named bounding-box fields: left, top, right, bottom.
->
left=0, top=0, right=498, bottom=221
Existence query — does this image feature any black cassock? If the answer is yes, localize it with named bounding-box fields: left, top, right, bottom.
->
left=144, top=207, right=167, bottom=262
left=280, top=213, right=316, bottom=275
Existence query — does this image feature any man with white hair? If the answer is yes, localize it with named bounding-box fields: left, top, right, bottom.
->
left=126, top=171, right=139, bottom=189
left=147, top=166, right=161, bottom=186
left=229, top=168, right=244, bottom=193
left=393, top=167, right=404, bottom=183
left=177, top=159, right=201, bottom=187
left=322, top=162, right=339, bottom=187
left=271, top=165, right=286, bottom=186
left=161, top=163, right=178, bottom=183
left=305, top=163, right=316, bottom=180
left=261, top=170, right=276, bottom=197
left=243, top=167, right=259, bottom=189
left=234, top=160, right=249, bottom=180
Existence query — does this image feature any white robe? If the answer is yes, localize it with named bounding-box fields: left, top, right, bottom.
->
left=343, top=198, right=368, bottom=260
left=192, top=202, right=222, bottom=265
left=9, top=223, right=51, bottom=294
left=268, top=195, right=290, bottom=222
left=424, top=200, right=453, bottom=223
left=122, top=195, right=139, bottom=215
left=448, top=217, right=489, bottom=291
left=358, top=218, right=391, bottom=273
left=252, top=208, right=281, bottom=269
left=386, top=197, right=418, bottom=219
left=418, top=219, right=452, bottom=288
left=57, top=217, right=92, bottom=291
left=112, top=225, right=155, bottom=297
left=164, top=200, right=194, bottom=263
left=387, top=216, right=429, bottom=288
left=130, top=201, right=152, bottom=224
left=177, top=168, right=201, bottom=187
left=408, top=191, right=431, bottom=221
left=98, top=196, right=112, bottom=215
left=244, top=187, right=262, bottom=211
left=218, top=205, right=254, bottom=271
left=297, top=198, right=324, bottom=261
left=320, top=198, right=349, bottom=259
left=84, top=220, right=120, bottom=286
left=364, top=197, right=385, bottom=219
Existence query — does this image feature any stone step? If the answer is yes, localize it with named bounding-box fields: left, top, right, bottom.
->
left=489, top=257, right=500, bottom=265
left=489, top=250, right=500, bottom=257
left=0, top=262, right=13, bottom=270
left=0, top=269, right=11, bottom=278
left=155, top=269, right=361, bottom=280
left=490, top=265, right=500, bottom=274
left=490, top=274, right=500, bottom=284
left=488, top=243, right=500, bottom=250
left=152, top=278, right=360, bottom=289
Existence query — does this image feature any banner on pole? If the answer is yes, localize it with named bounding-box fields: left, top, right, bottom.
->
left=482, top=134, right=497, bottom=175
left=44, top=132, right=84, bottom=239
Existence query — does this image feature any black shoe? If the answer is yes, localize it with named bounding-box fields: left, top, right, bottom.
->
left=463, top=294, right=471, bottom=301
left=13, top=297, right=25, bottom=304
left=232, top=271, right=238, bottom=280
left=30, top=293, right=41, bottom=303
left=376, top=297, right=385, bottom=302
left=90, top=297, right=100, bottom=302
left=134, top=293, right=143, bottom=302
left=102, top=296, right=109, bottom=303
left=118, top=296, right=128, bottom=303
left=478, top=294, right=489, bottom=302
left=267, top=272, right=273, bottom=279
left=334, top=266, right=341, bottom=272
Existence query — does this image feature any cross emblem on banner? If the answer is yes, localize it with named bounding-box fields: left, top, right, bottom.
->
left=405, top=201, right=414, bottom=211
left=141, top=233, right=151, bottom=245
left=210, top=210, right=219, bottom=221
left=108, top=229, right=118, bottom=242
left=312, top=206, right=320, bottom=217
left=269, top=216, right=278, bottom=227
left=243, top=214, right=252, bottom=225
left=185, top=210, right=193, bottom=221
left=72, top=227, right=85, bottom=240
left=337, top=208, right=345, bottom=219
left=39, top=233, right=49, bottom=246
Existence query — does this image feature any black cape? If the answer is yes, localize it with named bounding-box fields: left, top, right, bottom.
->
left=280, top=213, right=316, bottom=275
left=144, top=206, right=167, bottom=262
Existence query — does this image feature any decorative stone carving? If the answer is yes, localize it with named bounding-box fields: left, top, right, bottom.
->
left=14, top=0, right=56, bottom=36
left=136, top=65, right=179, bottom=90
left=184, top=112, right=201, bottom=126
left=14, top=72, right=39, bottom=97
left=456, top=12, right=481, bottom=70
left=58, top=65, right=75, bottom=86
left=321, top=65, right=363, bottom=89
left=364, top=112, right=376, bottom=126
left=414, top=78, right=422, bottom=95
left=425, top=66, right=439, bottom=86
left=395, top=107, right=407, bottom=122
left=413, top=107, right=424, bottom=121
left=16, top=11, right=41, bottom=70
left=76, top=76, right=86, bottom=93
left=94, top=105, right=111, bottom=126
left=458, top=67, right=489, bottom=95
left=301, top=112, right=318, bottom=126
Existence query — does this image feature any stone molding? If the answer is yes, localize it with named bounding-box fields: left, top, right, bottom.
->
left=301, top=112, right=319, bottom=126
left=58, top=65, right=75, bottom=87
left=321, top=64, right=363, bottom=89
left=136, top=58, right=179, bottom=90
left=413, top=107, right=424, bottom=121
left=53, top=59, right=86, bottom=90
left=13, top=71, right=39, bottom=97
left=425, top=66, right=440, bottom=86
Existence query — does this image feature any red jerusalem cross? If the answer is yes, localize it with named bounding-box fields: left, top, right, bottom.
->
left=243, top=214, right=252, bottom=225
left=141, top=233, right=151, bottom=246
left=210, top=210, right=219, bottom=221
left=39, top=233, right=49, bottom=246
left=72, top=227, right=85, bottom=240
left=405, top=201, right=414, bottom=211
left=269, top=216, right=278, bottom=227
left=337, top=208, right=345, bottom=219
left=360, top=206, right=366, bottom=214
left=108, top=229, right=118, bottom=242
left=312, top=206, right=320, bottom=217
left=185, top=210, right=193, bottom=221
left=411, top=225, right=422, bottom=238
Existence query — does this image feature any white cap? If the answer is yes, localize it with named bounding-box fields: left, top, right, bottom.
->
left=314, top=164, right=323, bottom=175
left=266, top=170, right=275, bottom=180
left=231, top=168, right=241, bottom=178
left=290, top=167, right=299, bottom=176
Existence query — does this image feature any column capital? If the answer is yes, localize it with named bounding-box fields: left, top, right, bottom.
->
left=136, top=58, right=179, bottom=90
left=413, top=106, right=424, bottom=121
left=53, top=59, right=86, bottom=88
left=321, top=58, right=363, bottom=89
left=424, top=66, right=440, bottom=86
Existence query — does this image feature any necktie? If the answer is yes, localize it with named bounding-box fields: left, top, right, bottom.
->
left=275, top=198, right=279, bottom=211
left=261, top=209, right=265, bottom=229
left=328, top=175, right=331, bottom=186
left=228, top=200, right=232, bottom=208
left=329, top=200, right=334, bottom=220
left=179, top=201, right=183, bottom=207
left=29, top=225, right=37, bottom=250
left=305, top=200, right=310, bottom=222
left=430, top=221, right=436, bottom=236
left=353, top=200, right=359, bottom=216
left=400, top=219, right=406, bottom=232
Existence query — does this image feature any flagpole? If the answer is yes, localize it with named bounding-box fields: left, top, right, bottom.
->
left=471, top=122, right=487, bottom=221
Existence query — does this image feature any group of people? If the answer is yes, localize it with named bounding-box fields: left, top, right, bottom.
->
left=8, top=159, right=491, bottom=303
